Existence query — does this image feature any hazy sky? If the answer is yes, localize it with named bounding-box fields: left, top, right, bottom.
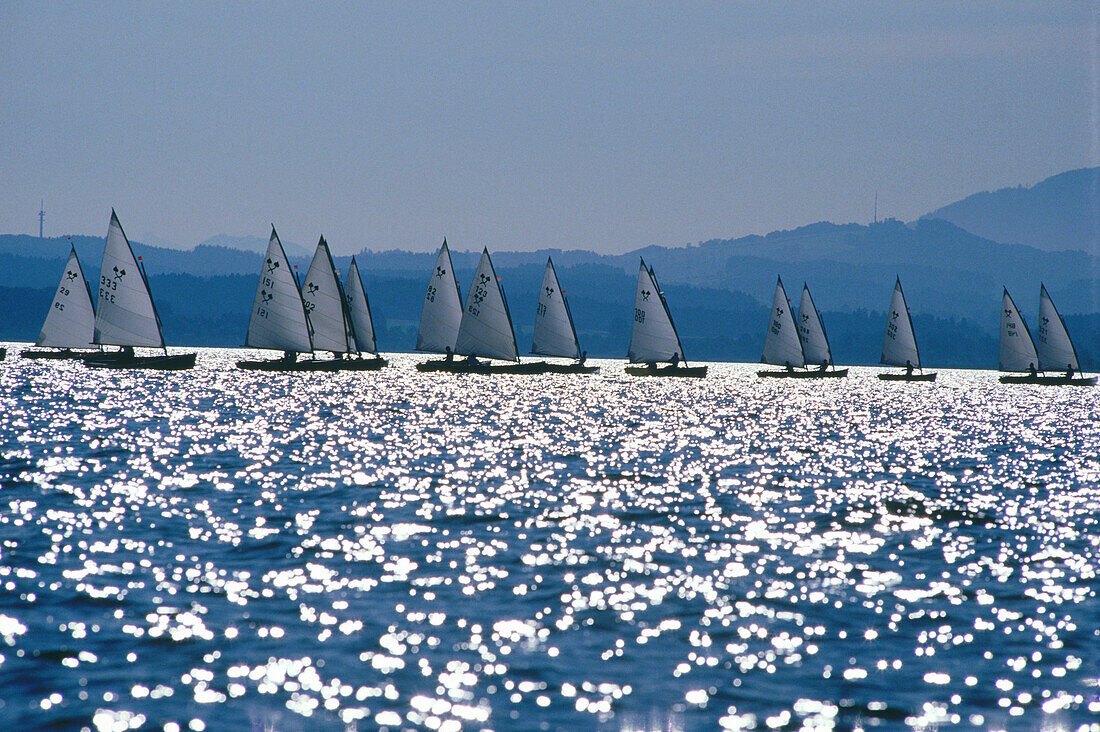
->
left=2, top=2, right=1097, bottom=255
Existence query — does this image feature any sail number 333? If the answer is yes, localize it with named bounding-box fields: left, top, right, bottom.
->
left=99, top=275, right=118, bottom=304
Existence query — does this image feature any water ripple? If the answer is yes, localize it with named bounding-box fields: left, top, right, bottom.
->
left=1, top=349, right=1098, bottom=730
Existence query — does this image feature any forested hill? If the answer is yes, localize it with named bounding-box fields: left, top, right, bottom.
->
left=923, top=167, right=1100, bottom=255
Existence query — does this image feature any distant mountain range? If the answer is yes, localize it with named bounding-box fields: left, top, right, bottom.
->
left=923, top=167, right=1099, bottom=255
left=1, top=168, right=1098, bottom=369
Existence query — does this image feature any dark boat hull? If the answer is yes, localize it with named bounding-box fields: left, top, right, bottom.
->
left=0, top=347, right=6, bottom=360
left=236, top=358, right=329, bottom=372
left=757, top=368, right=849, bottom=379
left=85, top=353, right=196, bottom=370
left=21, top=348, right=96, bottom=360
left=541, top=362, right=600, bottom=374
left=625, top=365, right=708, bottom=378
left=999, top=374, right=1097, bottom=386
left=291, top=357, right=389, bottom=372
left=878, top=372, right=937, bottom=382
left=415, top=359, right=594, bottom=375
left=332, top=356, right=388, bottom=371
left=416, top=359, right=493, bottom=374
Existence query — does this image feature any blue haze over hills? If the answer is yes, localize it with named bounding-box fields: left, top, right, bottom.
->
left=1, top=169, right=1097, bottom=369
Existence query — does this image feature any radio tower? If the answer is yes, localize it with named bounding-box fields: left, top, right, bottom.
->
left=39, top=200, right=45, bottom=238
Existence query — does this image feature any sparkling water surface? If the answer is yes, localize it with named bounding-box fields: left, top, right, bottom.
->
left=1, top=347, right=1099, bottom=731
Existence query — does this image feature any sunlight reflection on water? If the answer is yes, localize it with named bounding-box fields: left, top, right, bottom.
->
left=1, top=349, right=1099, bottom=730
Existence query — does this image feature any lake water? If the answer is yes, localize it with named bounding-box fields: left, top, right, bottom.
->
left=1, top=347, right=1099, bottom=731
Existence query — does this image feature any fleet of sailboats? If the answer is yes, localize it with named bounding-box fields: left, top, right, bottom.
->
left=21, top=245, right=98, bottom=359
left=625, top=259, right=706, bottom=377
left=416, top=249, right=595, bottom=374
left=83, top=211, right=196, bottom=370
left=878, top=277, right=936, bottom=381
left=998, top=286, right=1095, bottom=385
left=8, top=215, right=1097, bottom=385
left=758, top=278, right=847, bottom=378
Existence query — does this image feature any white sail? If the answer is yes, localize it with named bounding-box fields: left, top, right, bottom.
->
left=760, top=276, right=804, bottom=368
left=797, top=285, right=832, bottom=368
left=1036, top=284, right=1079, bottom=372
left=999, top=288, right=1038, bottom=372
left=416, top=240, right=463, bottom=353
left=628, top=259, right=685, bottom=364
left=455, top=248, right=519, bottom=361
left=245, top=227, right=313, bottom=353
left=345, top=258, right=377, bottom=354
left=302, top=237, right=351, bottom=354
left=37, top=246, right=96, bottom=348
left=881, top=277, right=921, bottom=368
left=94, top=210, right=164, bottom=348
left=531, top=257, right=580, bottom=359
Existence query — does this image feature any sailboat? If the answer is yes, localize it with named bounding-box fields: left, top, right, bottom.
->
left=757, top=276, right=807, bottom=377
left=21, top=245, right=98, bottom=359
left=341, top=257, right=387, bottom=370
left=625, top=259, right=706, bottom=377
left=758, top=278, right=846, bottom=378
left=236, top=226, right=316, bottom=371
left=415, top=239, right=465, bottom=371
left=877, top=277, right=936, bottom=381
left=524, top=257, right=598, bottom=374
left=83, top=211, right=196, bottom=370
left=795, top=284, right=847, bottom=377
left=999, top=286, right=1096, bottom=385
left=291, top=235, right=374, bottom=372
left=445, top=247, right=526, bottom=374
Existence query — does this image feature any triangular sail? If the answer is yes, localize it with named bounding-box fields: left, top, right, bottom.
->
left=881, top=277, right=921, bottom=368
left=999, top=288, right=1038, bottom=372
left=761, top=276, right=804, bottom=368
left=531, top=257, right=580, bottom=359
left=455, top=248, right=519, bottom=361
left=94, top=210, right=164, bottom=348
left=1036, top=284, right=1079, bottom=372
left=628, top=259, right=686, bottom=364
left=302, top=237, right=351, bottom=354
left=245, top=227, right=313, bottom=353
left=416, top=240, right=463, bottom=353
left=37, top=246, right=96, bottom=348
left=345, top=258, right=378, bottom=355
left=797, top=285, right=832, bottom=367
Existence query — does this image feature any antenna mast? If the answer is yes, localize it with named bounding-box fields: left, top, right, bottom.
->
left=38, top=200, right=45, bottom=238
left=873, top=191, right=878, bottom=225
